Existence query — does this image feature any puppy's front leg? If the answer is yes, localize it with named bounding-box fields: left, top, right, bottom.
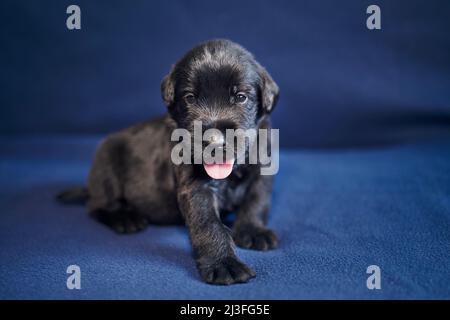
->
left=178, top=183, right=255, bottom=285
left=233, top=175, right=279, bottom=251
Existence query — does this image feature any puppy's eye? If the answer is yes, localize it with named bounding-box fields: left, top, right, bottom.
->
left=235, top=93, right=248, bottom=104
left=184, top=94, right=196, bottom=105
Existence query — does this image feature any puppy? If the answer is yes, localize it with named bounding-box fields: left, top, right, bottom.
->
left=58, top=39, right=280, bottom=285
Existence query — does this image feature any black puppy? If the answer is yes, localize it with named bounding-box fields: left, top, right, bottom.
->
left=58, top=39, right=280, bottom=285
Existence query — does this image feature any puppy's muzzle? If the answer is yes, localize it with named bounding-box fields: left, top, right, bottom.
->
left=203, top=130, right=226, bottom=154
left=202, top=129, right=235, bottom=180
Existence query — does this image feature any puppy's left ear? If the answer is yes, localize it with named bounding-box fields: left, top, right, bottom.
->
left=161, top=66, right=175, bottom=107
left=258, top=64, right=279, bottom=113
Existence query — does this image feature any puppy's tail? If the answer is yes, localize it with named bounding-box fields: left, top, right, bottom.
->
left=56, top=186, right=89, bottom=205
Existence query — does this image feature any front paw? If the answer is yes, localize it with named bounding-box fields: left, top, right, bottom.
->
left=233, top=225, right=278, bottom=251
left=198, top=256, right=256, bottom=285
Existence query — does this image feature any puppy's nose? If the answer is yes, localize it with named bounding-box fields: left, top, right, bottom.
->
left=201, top=120, right=236, bottom=151
left=207, top=131, right=225, bottom=146
left=203, top=130, right=225, bottom=152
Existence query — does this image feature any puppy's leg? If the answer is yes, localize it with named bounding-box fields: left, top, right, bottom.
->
left=178, top=183, right=255, bottom=285
left=87, top=135, right=150, bottom=234
left=91, top=201, right=149, bottom=234
left=233, top=175, right=278, bottom=251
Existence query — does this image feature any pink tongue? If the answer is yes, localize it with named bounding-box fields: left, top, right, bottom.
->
left=203, top=158, right=235, bottom=179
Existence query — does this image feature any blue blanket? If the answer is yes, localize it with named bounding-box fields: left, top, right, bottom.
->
left=1, top=136, right=449, bottom=299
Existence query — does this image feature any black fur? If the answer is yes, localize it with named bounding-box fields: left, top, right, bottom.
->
left=58, top=39, right=280, bottom=285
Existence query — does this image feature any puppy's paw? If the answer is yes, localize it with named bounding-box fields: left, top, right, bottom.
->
left=199, top=256, right=256, bottom=285
left=94, top=210, right=149, bottom=234
left=233, top=225, right=278, bottom=251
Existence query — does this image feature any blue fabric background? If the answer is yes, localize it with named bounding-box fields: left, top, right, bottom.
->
left=1, top=137, right=449, bottom=299
left=2, top=0, right=450, bottom=147
left=1, top=0, right=450, bottom=299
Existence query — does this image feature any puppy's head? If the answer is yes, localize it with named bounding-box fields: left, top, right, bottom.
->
left=162, top=39, right=279, bottom=178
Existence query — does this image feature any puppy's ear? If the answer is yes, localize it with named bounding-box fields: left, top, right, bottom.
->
left=161, top=67, right=175, bottom=107
left=258, top=65, right=279, bottom=113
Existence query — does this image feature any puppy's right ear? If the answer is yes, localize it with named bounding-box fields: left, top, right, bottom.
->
left=257, top=64, right=280, bottom=114
left=161, top=67, right=175, bottom=107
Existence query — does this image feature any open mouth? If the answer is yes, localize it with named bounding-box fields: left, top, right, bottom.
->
left=203, top=157, right=235, bottom=179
